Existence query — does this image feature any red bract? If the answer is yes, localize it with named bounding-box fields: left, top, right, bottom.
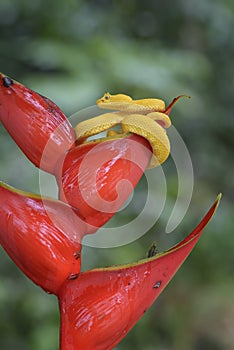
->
left=56, top=134, right=152, bottom=232
left=0, top=73, right=75, bottom=174
left=0, top=182, right=87, bottom=294
left=58, top=195, right=220, bottom=350
left=0, top=73, right=222, bottom=350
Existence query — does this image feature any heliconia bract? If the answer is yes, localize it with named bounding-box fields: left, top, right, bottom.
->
left=0, top=73, right=76, bottom=174
left=58, top=195, right=221, bottom=350
left=56, top=134, right=152, bottom=232
left=0, top=182, right=87, bottom=294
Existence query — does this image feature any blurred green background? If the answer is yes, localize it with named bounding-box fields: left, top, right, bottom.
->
left=0, top=0, right=233, bottom=349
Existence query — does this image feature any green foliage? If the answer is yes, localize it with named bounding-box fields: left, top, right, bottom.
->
left=0, top=0, right=233, bottom=349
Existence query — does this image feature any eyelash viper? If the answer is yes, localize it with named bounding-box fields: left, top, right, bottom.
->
left=75, top=93, right=187, bottom=168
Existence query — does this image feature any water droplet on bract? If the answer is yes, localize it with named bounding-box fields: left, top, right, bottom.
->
left=153, top=281, right=162, bottom=289
left=68, top=273, right=79, bottom=280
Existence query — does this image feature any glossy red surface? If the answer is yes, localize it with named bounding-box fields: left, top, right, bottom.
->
left=56, top=134, right=152, bottom=232
left=58, top=196, right=220, bottom=350
left=0, top=73, right=75, bottom=174
left=0, top=183, right=87, bottom=294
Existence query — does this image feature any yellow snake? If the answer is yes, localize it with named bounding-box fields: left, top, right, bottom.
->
left=75, top=93, right=175, bottom=168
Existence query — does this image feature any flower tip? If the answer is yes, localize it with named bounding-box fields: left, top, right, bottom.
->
left=214, top=193, right=222, bottom=212
left=208, top=193, right=222, bottom=218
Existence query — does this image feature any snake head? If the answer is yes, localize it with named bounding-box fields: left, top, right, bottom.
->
left=96, top=92, right=133, bottom=109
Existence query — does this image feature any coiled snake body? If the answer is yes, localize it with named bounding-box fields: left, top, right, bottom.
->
left=75, top=93, right=176, bottom=168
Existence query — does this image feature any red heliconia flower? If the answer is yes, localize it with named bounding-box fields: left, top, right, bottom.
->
left=58, top=195, right=221, bottom=350
left=0, top=182, right=87, bottom=294
left=56, top=134, right=152, bottom=232
left=0, top=73, right=76, bottom=174
left=0, top=73, right=222, bottom=350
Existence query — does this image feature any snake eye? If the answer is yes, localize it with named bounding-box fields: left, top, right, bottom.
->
left=104, top=93, right=110, bottom=100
